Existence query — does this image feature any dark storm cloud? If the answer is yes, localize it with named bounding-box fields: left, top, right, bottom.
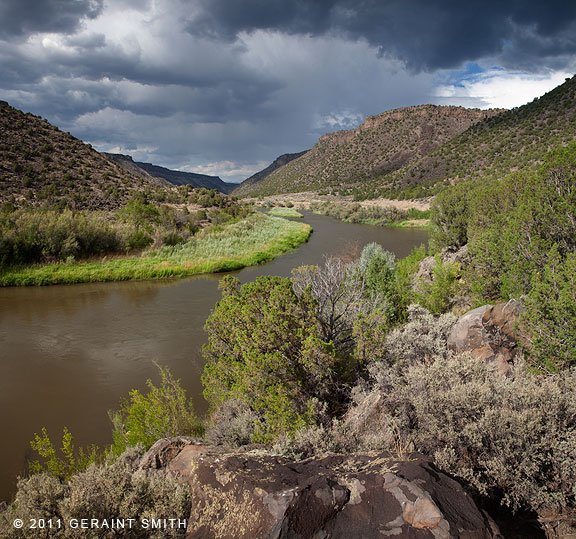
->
left=0, top=0, right=103, bottom=39
left=189, top=0, right=576, bottom=71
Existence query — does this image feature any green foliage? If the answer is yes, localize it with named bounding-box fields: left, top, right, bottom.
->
left=413, top=255, right=461, bottom=314
left=118, top=197, right=160, bottom=231
left=0, top=209, right=124, bottom=266
left=390, top=244, right=427, bottom=320
left=202, top=275, right=342, bottom=442
left=0, top=213, right=311, bottom=286
left=430, top=180, right=475, bottom=249
left=358, top=242, right=396, bottom=300
left=29, top=427, right=101, bottom=480
left=267, top=207, right=303, bottom=218
left=467, top=142, right=576, bottom=300
left=309, top=201, right=416, bottom=226
left=521, top=247, right=576, bottom=372
left=110, top=365, right=202, bottom=455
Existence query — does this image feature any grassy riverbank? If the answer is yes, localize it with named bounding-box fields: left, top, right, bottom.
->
left=267, top=207, right=303, bottom=218
left=309, top=200, right=431, bottom=228
left=0, top=213, right=311, bottom=286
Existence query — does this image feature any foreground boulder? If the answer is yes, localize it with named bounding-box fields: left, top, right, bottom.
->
left=447, top=300, right=523, bottom=375
left=142, top=439, right=502, bottom=538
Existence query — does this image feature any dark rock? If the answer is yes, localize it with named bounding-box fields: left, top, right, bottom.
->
left=144, top=440, right=502, bottom=538
left=447, top=300, right=523, bottom=375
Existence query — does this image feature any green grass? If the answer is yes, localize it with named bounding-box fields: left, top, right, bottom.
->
left=385, top=219, right=433, bottom=229
left=266, top=207, right=304, bottom=218
left=0, top=214, right=312, bottom=286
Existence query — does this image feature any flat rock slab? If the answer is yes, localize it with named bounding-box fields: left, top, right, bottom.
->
left=150, top=441, right=502, bottom=538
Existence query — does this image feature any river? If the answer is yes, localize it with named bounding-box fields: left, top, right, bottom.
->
left=0, top=212, right=428, bottom=502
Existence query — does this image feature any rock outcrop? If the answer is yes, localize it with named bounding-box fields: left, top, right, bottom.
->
left=447, top=300, right=523, bottom=375
left=142, top=438, right=502, bottom=538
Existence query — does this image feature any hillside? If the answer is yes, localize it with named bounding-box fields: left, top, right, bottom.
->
left=105, top=153, right=233, bottom=193
left=232, top=150, right=308, bottom=195
left=359, top=74, right=576, bottom=199
left=0, top=101, right=175, bottom=210
left=235, top=105, right=502, bottom=197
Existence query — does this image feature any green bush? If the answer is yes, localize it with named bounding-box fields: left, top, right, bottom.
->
left=390, top=244, right=427, bottom=320
left=521, top=247, right=576, bottom=372
left=202, top=275, right=342, bottom=442
left=358, top=242, right=396, bottom=300
left=430, top=180, right=475, bottom=249
left=433, top=142, right=576, bottom=302
left=29, top=427, right=101, bottom=480
left=413, top=255, right=461, bottom=314
left=0, top=209, right=124, bottom=266
left=110, top=365, right=202, bottom=455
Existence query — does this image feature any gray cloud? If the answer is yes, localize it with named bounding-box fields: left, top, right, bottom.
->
left=0, top=0, right=103, bottom=39
left=0, top=0, right=574, bottom=182
left=189, top=0, right=576, bottom=71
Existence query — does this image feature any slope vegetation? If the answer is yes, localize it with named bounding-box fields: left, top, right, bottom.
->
left=0, top=101, right=171, bottom=210
left=361, top=74, right=576, bottom=198
left=233, top=151, right=308, bottom=195
left=236, top=105, right=501, bottom=197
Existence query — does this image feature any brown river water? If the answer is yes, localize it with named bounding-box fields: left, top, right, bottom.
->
left=0, top=212, right=428, bottom=502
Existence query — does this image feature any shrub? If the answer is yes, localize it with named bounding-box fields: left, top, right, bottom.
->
left=349, top=355, right=576, bottom=513
left=292, top=256, right=389, bottom=354
left=384, top=304, right=456, bottom=366
left=29, top=427, right=101, bottom=480
left=0, top=448, right=190, bottom=539
left=204, top=399, right=258, bottom=447
left=390, top=244, right=427, bottom=321
left=413, top=255, right=461, bottom=314
left=202, top=275, right=343, bottom=442
left=449, top=142, right=576, bottom=301
left=430, top=180, right=475, bottom=249
left=521, top=247, right=576, bottom=372
left=357, top=242, right=396, bottom=301
left=110, top=365, right=202, bottom=455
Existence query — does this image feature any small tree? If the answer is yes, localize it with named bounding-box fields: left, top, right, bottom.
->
left=521, top=247, right=576, bottom=372
left=202, top=276, right=344, bottom=442
left=110, top=365, right=202, bottom=455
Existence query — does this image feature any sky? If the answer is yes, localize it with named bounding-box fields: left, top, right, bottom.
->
left=1, top=0, right=576, bottom=183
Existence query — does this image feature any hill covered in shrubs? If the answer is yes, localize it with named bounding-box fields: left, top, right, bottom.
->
left=234, top=105, right=500, bottom=197
left=235, top=76, right=576, bottom=201
left=0, top=101, right=178, bottom=211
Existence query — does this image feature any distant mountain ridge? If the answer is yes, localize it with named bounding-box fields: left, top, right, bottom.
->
left=105, top=153, right=233, bottom=193
left=232, top=151, right=308, bottom=195
left=234, top=104, right=502, bottom=197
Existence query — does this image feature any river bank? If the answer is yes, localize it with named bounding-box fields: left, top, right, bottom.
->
left=243, top=190, right=432, bottom=211
left=244, top=191, right=432, bottom=228
left=0, top=213, right=311, bottom=287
